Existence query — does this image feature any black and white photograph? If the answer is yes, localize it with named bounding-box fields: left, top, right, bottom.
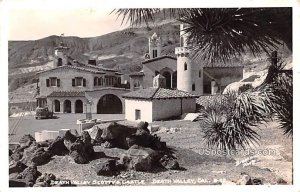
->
left=1, top=0, right=298, bottom=190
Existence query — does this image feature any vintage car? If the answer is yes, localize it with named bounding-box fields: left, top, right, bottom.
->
left=35, top=107, right=53, bottom=119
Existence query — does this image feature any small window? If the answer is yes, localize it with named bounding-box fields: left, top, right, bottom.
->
left=73, top=77, right=86, bottom=87
left=47, top=77, right=60, bottom=87
left=192, top=83, right=195, bottom=91
left=184, top=62, right=187, bottom=71
left=57, top=58, right=62, bottom=66
left=135, top=109, right=141, bottom=120
left=75, top=77, right=83, bottom=86
left=199, top=69, right=202, bottom=78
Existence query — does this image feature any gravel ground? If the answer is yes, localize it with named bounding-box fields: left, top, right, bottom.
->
left=15, top=116, right=292, bottom=186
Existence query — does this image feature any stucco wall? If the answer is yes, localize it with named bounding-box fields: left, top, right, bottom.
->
left=142, top=58, right=177, bottom=88
left=39, top=68, right=98, bottom=97
left=152, top=98, right=196, bottom=121
left=152, top=99, right=181, bottom=121
left=125, top=99, right=153, bottom=122
left=182, top=98, right=197, bottom=113
left=39, top=68, right=121, bottom=97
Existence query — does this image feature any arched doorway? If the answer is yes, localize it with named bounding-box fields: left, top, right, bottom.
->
left=75, top=100, right=83, bottom=113
left=54, top=100, right=60, bottom=112
left=162, top=71, right=172, bottom=89
left=97, top=94, right=122, bottom=114
left=64, top=100, right=71, bottom=113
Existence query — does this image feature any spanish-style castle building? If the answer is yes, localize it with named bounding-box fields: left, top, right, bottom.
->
left=36, top=24, right=244, bottom=120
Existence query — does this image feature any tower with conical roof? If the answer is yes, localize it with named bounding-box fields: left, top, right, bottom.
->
left=175, top=24, right=203, bottom=95
left=149, top=33, right=162, bottom=59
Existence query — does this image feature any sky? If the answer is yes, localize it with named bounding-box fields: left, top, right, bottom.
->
left=8, top=8, right=128, bottom=40
left=4, top=0, right=293, bottom=41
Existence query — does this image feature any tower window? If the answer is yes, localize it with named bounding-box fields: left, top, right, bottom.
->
left=153, top=50, right=158, bottom=58
left=57, top=58, right=62, bottom=66
left=199, top=69, right=202, bottom=78
left=184, top=62, right=187, bottom=71
left=192, top=83, right=195, bottom=91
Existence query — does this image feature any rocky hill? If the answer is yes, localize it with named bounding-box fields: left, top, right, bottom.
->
left=8, top=20, right=181, bottom=92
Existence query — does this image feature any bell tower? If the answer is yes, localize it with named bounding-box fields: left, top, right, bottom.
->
left=53, top=41, right=69, bottom=68
left=149, top=33, right=162, bottom=59
left=175, top=24, right=203, bottom=95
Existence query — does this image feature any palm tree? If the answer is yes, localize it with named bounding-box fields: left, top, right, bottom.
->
left=112, top=8, right=292, bottom=150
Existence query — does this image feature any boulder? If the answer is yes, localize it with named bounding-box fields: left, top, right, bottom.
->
left=94, top=159, right=120, bottom=176
left=9, top=161, right=28, bottom=174
left=252, top=178, right=263, bottom=185
left=69, top=140, right=89, bottom=164
left=9, top=178, right=32, bottom=187
left=30, top=148, right=52, bottom=166
left=21, top=145, right=52, bottom=166
left=47, top=136, right=69, bottom=156
left=10, top=151, right=23, bottom=162
left=119, top=146, right=160, bottom=172
left=34, top=173, right=56, bottom=187
left=89, top=126, right=103, bottom=144
left=19, top=134, right=36, bottom=148
left=63, top=130, right=78, bottom=151
left=159, top=155, right=180, bottom=170
left=81, top=131, right=94, bottom=157
left=101, top=122, right=137, bottom=149
left=17, top=166, right=41, bottom=185
left=102, top=141, right=114, bottom=148
left=136, top=121, right=150, bottom=134
left=236, top=174, right=253, bottom=185
left=126, top=133, right=166, bottom=151
left=277, top=177, right=288, bottom=184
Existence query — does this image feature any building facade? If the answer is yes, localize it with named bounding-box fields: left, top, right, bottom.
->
left=37, top=43, right=130, bottom=114
left=129, top=24, right=244, bottom=96
left=123, top=75, right=197, bottom=122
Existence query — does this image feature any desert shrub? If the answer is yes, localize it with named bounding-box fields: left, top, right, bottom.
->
left=198, top=54, right=292, bottom=150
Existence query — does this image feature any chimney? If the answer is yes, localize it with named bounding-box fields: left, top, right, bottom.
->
left=153, top=74, right=166, bottom=88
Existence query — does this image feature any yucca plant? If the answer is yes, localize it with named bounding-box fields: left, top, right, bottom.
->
left=112, top=8, right=292, bottom=63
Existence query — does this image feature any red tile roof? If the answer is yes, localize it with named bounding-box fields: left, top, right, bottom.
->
left=142, top=55, right=177, bottom=64
left=37, top=65, right=105, bottom=75
left=47, top=91, right=85, bottom=97
left=129, top=71, right=144, bottom=77
left=122, top=88, right=198, bottom=100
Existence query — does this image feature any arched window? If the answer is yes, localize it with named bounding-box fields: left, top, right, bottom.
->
left=57, top=58, right=62, bottom=66
left=100, top=77, right=103, bottom=86
left=94, top=77, right=98, bottom=86
left=199, top=69, right=202, bottom=78
left=192, top=83, right=195, bottom=91
left=184, top=62, right=187, bottom=71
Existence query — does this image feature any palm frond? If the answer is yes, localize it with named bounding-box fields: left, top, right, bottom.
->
left=179, top=8, right=283, bottom=63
